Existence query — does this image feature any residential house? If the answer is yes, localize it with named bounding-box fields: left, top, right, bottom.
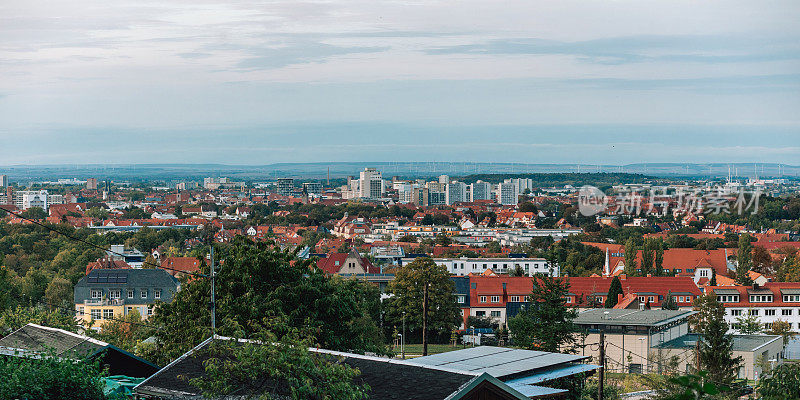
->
left=74, top=269, right=180, bottom=327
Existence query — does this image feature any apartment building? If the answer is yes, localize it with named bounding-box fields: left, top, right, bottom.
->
left=497, top=182, right=518, bottom=205
left=445, top=182, right=468, bottom=205
left=358, top=168, right=384, bottom=198
left=709, top=282, right=800, bottom=332
left=470, top=181, right=492, bottom=201
left=13, top=190, right=48, bottom=211
left=276, top=178, right=295, bottom=196
left=421, top=257, right=555, bottom=277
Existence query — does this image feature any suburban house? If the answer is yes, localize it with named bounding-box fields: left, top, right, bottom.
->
left=134, top=338, right=597, bottom=399
left=565, top=276, right=702, bottom=310
left=573, top=309, right=784, bottom=380
left=74, top=269, right=180, bottom=327
left=315, top=250, right=379, bottom=275
left=584, top=242, right=736, bottom=284
left=332, top=214, right=372, bottom=239
left=0, top=323, right=159, bottom=378
left=159, top=256, right=203, bottom=279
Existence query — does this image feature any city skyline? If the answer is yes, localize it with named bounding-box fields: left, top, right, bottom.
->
left=2, top=1, right=799, bottom=164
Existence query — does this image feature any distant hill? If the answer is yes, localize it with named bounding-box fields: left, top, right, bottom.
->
left=0, top=162, right=797, bottom=183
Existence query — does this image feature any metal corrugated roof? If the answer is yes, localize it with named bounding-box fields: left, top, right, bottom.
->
left=405, top=346, right=588, bottom=379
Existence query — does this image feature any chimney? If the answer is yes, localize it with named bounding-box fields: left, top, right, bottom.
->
left=647, top=274, right=652, bottom=277
left=620, top=274, right=627, bottom=280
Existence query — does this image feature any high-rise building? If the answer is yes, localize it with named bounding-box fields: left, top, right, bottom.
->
left=497, top=182, right=519, bottom=205
left=86, top=178, right=98, bottom=190
left=302, top=182, right=323, bottom=195
left=470, top=181, right=492, bottom=201
left=445, top=182, right=468, bottom=205
left=438, top=175, right=450, bottom=184
left=411, top=187, right=430, bottom=206
left=358, top=168, right=384, bottom=198
left=277, top=178, right=295, bottom=196
left=0, top=175, right=7, bottom=188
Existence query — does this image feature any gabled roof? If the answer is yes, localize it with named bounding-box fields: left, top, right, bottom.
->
left=0, top=323, right=106, bottom=359
left=133, top=338, right=542, bottom=400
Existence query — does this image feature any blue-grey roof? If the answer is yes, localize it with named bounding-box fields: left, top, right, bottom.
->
left=74, top=269, right=179, bottom=305
left=574, top=309, right=695, bottom=328
left=655, top=333, right=783, bottom=352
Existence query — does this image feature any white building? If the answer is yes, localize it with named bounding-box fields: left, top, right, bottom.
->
left=0, top=175, right=7, bottom=188
left=14, top=190, right=48, bottom=211
left=470, top=181, right=492, bottom=201
left=358, top=168, right=384, bottom=198
left=445, top=182, right=468, bottom=205
left=404, top=257, right=558, bottom=277
left=496, top=228, right=583, bottom=246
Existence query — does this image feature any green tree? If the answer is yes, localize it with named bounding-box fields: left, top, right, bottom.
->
left=20, top=207, right=48, bottom=220
left=766, top=319, right=796, bottom=346
left=623, top=238, right=637, bottom=276
left=758, top=362, right=800, bottom=400
left=85, top=207, right=109, bottom=220
left=44, top=276, right=73, bottom=309
left=735, top=312, right=763, bottom=334
left=142, top=253, right=158, bottom=269
left=509, top=264, right=526, bottom=277
left=736, top=234, right=754, bottom=285
left=661, top=292, right=679, bottom=310
left=385, top=257, right=460, bottom=356
left=653, top=240, right=665, bottom=276
left=709, top=269, right=717, bottom=286
left=98, top=308, right=150, bottom=353
left=605, top=276, right=623, bottom=308
left=508, top=275, right=580, bottom=353
left=0, top=352, right=108, bottom=400
left=189, top=323, right=369, bottom=400
left=485, top=241, right=502, bottom=254
left=434, top=233, right=451, bottom=246
left=150, top=238, right=385, bottom=366
left=693, top=295, right=742, bottom=385
left=640, top=239, right=654, bottom=276
left=0, top=305, right=78, bottom=336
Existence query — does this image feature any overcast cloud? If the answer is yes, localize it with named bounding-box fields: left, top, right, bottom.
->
left=1, top=0, right=798, bottom=165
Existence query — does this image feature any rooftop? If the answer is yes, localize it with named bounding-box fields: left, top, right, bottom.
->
left=655, top=333, right=782, bottom=352
left=574, top=309, right=696, bottom=327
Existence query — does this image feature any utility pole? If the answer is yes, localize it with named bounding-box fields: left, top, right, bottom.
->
left=422, top=282, right=429, bottom=356
left=402, top=312, right=406, bottom=359
left=210, top=243, right=216, bottom=337
left=598, top=331, right=605, bottom=400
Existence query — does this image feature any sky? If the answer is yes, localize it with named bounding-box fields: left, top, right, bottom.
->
left=1, top=0, right=799, bottom=165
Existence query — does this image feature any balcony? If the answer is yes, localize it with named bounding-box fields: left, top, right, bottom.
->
left=83, top=299, right=124, bottom=306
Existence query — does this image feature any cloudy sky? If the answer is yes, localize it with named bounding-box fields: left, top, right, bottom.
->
left=1, top=0, right=799, bottom=165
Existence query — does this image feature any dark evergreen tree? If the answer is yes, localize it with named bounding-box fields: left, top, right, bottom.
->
left=661, top=291, right=679, bottom=310
left=508, top=276, right=579, bottom=353
left=696, top=295, right=742, bottom=384
left=605, top=276, right=624, bottom=308
left=736, top=234, right=754, bottom=285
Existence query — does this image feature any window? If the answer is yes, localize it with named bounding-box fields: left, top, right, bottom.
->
left=523, top=296, right=529, bottom=302
left=783, top=295, right=800, bottom=302
left=678, top=296, right=685, bottom=303
left=126, top=306, right=133, bottom=313
left=639, top=296, right=646, bottom=303
left=675, top=269, right=682, bottom=273
left=629, top=363, right=643, bottom=374
left=750, top=295, right=773, bottom=303
left=765, top=309, right=776, bottom=316
left=509, top=296, right=520, bottom=302
left=127, top=289, right=134, bottom=299
left=749, top=309, right=759, bottom=316
left=103, top=309, right=113, bottom=319
left=717, top=295, right=740, bottom=303
left=147, top=306, right=154, bottom=316
left=782, top=309, right=793, bottom=316
left=731, top=309, right=742, bottom=316
left=90, top=290, right=102, bottom=299
left=479, top=296, right=487, bottom=303
left=141, top=290, right=148, bottom=299
left=648, top=296, right=655, bottom=303
left=686, top=296, right=692, bottom=301
left=764, top=323, right=773, bottom=330
left=109, top=289, right=121, bottom=299
left=565, top=296, right=573, bottom=304
left=154, top=289, right=162, bottom=299
left=490, top=296, right=500, bottom=303
left=490, top=311, right=501, bottom=317
left=90, top=309, right=102, bottom=320
left=457, top=295, right=466, bottom=304
left=687, top=269, right=694, bottom=273
left=699, top=269, right=709, bottom=277
left=475, top=311, right=486, bottom=316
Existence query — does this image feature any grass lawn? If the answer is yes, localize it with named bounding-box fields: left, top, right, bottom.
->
left=395, top=343, right=465, bottom=355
